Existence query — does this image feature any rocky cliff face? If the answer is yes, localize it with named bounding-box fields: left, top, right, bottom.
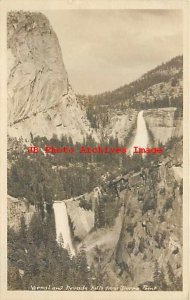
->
left=143, top=108, right=182, bottom=145
left=77, top=138, right=183, bottom=289
left=101, top=108, right=137, bottom=145
left=107, top=160, right=182, bottom=288
left=7, top=12, right=97, bottom=143
left=7, top=195, right=36, bottom=231
left=66, top=199, right=94, bottom=241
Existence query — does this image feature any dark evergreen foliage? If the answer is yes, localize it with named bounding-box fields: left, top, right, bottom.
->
left=7, top=212, right=94, bottom=290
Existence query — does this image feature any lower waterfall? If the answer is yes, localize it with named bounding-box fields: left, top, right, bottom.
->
left=53, top=201, right=75, bottom=256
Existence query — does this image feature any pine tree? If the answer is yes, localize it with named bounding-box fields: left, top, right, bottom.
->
left=153, top=260, right=160, bottom=284
left=175, top=275, right=183, bottom=291
left=167, top=262, right=176, bottom=290
left=19, top=215, right=27, bottom=244
left=159, top=268, right=168, bottom=291
left=76, top=248, right=90, bottom=286
left=153, top=260, right=168, bottom=290
left=58, top=233, right=64, bottom=248
left=8, top=265, right=23, bottom=290
left=94, top=201, right=99, bottom=229
left=98, top=199, right=106, bottom=228
left=27, top=213, right=44, bottom=247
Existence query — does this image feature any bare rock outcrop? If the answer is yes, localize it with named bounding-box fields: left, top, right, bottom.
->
left=143, top=107, right=182, bottom=145
left=7, top=195, right=36, bottom=231
left=7, top=11, right=97, bottom=143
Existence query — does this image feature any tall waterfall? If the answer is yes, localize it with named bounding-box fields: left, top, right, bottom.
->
left=53, top=201, right=75, bottom=256
left=130, top=110, right=149, bottom=155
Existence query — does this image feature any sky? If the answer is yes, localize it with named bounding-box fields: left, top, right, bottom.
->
left=44, top=9, right=182, bottom=95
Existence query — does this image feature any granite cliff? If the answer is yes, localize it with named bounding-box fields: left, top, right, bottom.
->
left=7, top=12, right=97, bottom=143
left=144, top=107, right=182, bottom=145
left=8, top=195, right=36, bottom=231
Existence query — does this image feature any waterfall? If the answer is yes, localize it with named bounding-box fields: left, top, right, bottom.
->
left=53, top=201, right=75, bottom=256
left=130, top=110, right=149, bottom=155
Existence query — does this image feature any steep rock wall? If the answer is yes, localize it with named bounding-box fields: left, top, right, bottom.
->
left=7, top=12, right=97, bottom=143
left=65, top=187, right=101, bottom=240
left=7, top=195, right=36, bottom=231
left=77, top=139, right=183, bottom=289
left=103, top=108, right=138, bottom=145
left=143, top=108, right=182, bottom=145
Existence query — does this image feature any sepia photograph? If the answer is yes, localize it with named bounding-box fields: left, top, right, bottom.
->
left=1, top=1, right=188, bottom=299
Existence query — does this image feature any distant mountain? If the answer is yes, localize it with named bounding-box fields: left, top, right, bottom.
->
left=79, top=55, right=183, bottom=109
left=78, top=56, right=183, bottom=144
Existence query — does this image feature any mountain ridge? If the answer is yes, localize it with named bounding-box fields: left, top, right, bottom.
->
left=78, top=55, right=183, bottom=107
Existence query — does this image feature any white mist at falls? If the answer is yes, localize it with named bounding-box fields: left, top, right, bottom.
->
left=53, top=201, right=75, bottom=256
left=130, top=110, right=149, bottom=155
